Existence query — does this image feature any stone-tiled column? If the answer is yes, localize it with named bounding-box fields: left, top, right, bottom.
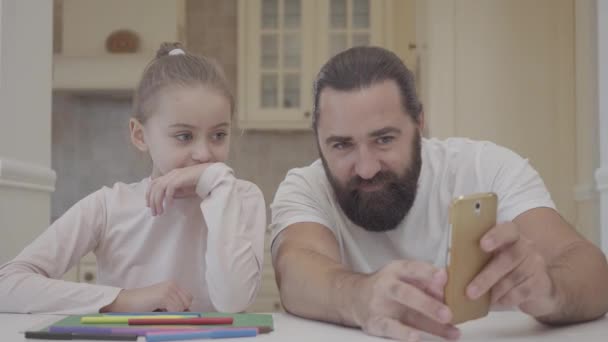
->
left=597, top=0, right=608, bottom=253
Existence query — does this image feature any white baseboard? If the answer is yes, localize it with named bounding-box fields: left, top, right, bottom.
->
left=0, top=158, right=56, bottom=193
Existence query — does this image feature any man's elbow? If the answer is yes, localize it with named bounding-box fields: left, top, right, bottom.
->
left=272, top=247, right=305, bottom=316
left=540, top=242, right=608, bottom=325
left=591, top=244, right=608, bottom=314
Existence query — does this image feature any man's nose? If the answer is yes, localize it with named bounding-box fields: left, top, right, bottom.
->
left=354, top=146, right=381, bottom=180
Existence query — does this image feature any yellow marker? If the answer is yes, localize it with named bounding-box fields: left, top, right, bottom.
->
left=81, top=316, right=192, bottom=324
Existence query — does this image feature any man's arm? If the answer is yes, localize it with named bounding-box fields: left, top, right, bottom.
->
left=515, top=207, right=608, bottom=324
left=272, top=222, right=460, bottom=341
left=272, top=222, right=358, bottom=326
left=467, top=207, right=608, bottom=325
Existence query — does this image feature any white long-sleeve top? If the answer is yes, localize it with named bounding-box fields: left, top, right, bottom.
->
left=0, top=163, right=266, bottom=314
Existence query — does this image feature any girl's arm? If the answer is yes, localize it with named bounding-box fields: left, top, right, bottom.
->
left=0, top=189, right=122, bottom=314
left=197, top=163, right=266, bottom=313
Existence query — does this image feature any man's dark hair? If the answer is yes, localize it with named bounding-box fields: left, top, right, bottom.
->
left=312, top=46, right=422, bottom=133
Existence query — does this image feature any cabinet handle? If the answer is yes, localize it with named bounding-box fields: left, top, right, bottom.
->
left=304, top=111, right=311, bottom=118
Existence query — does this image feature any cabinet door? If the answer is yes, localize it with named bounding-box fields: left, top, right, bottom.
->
left=238, top=0, right=392, bottom=130
left=238, top=0, right=315, bottom=129
left=314, top=0, right=389, bottom=74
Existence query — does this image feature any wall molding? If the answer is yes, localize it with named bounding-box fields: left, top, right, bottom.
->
left=574, top=182, right=598, bottom=202
left=0, top=158, right=56, bottom=193
left=595, top=166, right=608, bottom=192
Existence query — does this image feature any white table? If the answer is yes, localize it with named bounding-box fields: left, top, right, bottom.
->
left=2, top=311, right=606, bottom=341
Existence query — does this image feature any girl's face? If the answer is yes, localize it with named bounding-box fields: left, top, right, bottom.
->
left=130, top=85, right=232, bottom=178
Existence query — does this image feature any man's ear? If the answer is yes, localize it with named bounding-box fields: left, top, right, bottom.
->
left=417, top=111, right=426, bottom=135
left=130, top=118, right=148, bottom=152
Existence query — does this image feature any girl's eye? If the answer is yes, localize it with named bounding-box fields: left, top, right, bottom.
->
left=175, top=133, right=193, bottom=142
left=212, top=132, right=228, bottom=141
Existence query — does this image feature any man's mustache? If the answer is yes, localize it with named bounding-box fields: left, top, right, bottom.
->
left=347, top=171, right=396, bottom=190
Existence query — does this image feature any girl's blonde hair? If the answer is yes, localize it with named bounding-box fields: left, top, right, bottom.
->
left=133, top=42, right=234, bottom=124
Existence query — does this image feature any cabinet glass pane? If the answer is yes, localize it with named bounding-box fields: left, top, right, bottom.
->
left=261, top=34, right=278, bottom=68
left=352, top=33, right=369, bottom=46
left=352, top=0, right=370, bottom=29
left=261, top=74, right=278, bottom=107
left=283, top=33, right=300, bottom=68
left=330, top=0, right=347, bottom=29
left=330, top=33, right=348, bottom=56
left=284, top=0, right=301, bottom=29
left=283, top=74, right=300, bottom=108
left=262, top=0, right=278, bottom=29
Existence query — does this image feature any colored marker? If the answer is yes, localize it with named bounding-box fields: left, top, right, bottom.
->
left=24, top=331, right=137, bottom=340
left=82, top=315, right=193, bottom=324
left=129, top=317, right=233, bottom=325
left=145, top=328, right=257, bottom=342
left=50, top=326, right=206, bottom=336
left=103, top=312, right=201, bottom=317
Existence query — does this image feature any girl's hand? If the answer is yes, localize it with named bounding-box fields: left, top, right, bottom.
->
left=146, top=163, right=212, bottom=216
left=100, top=281, right=193, bottom=312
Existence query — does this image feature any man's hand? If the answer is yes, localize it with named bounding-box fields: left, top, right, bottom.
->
left=101, top=281, right=193, bottom=312
left=466, top=221, right=558, bottom=317
left=353, top=260, right=461, bottom=341
left=146, top=163, right=213, bottom=216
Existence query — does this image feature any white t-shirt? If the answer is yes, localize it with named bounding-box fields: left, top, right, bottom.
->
left=270, top=137, right=555, bottom=274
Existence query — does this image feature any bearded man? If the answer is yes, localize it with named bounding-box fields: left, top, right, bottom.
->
left=269, top=46, right=608, bottom=341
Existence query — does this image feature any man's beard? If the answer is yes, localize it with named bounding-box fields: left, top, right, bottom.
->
left=321, top=132, right=422, bottom=232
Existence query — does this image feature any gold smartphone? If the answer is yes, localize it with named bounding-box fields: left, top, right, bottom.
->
left=445, top=192, right=497, bottom=324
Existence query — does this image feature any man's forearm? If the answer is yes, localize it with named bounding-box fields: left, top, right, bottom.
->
left=274, top=246, right=366, bottom=327
left=537, top=241, right=608, bottom=325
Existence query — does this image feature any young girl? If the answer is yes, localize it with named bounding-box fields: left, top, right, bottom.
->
left=0, top=43, right=266, bottom=314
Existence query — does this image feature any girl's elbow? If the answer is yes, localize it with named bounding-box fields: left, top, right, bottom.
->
left=209, top=274, right=262, bottom=313
left=210, top=288, right=257, bottom=313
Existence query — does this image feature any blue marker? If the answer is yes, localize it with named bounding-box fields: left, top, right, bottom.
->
left=146, top=328, right=258, bottom=342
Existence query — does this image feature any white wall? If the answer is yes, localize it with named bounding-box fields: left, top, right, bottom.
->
left=62, top=0, right=183, bottom=56
left=575, top=0, right=601, bottom=244
left=418, top=0, right=578, bottom=227
left=0, top=0, right=55, bottom=264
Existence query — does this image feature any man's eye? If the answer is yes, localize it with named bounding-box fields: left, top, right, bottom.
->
left=175, top=133, right=193, bottom=142
left=333, top=142, right=350, bottom=150
left=377, top=136, right=395, bottom=145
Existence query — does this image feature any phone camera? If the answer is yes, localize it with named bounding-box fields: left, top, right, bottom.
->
left=474, top=201, right=482, bottom=216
